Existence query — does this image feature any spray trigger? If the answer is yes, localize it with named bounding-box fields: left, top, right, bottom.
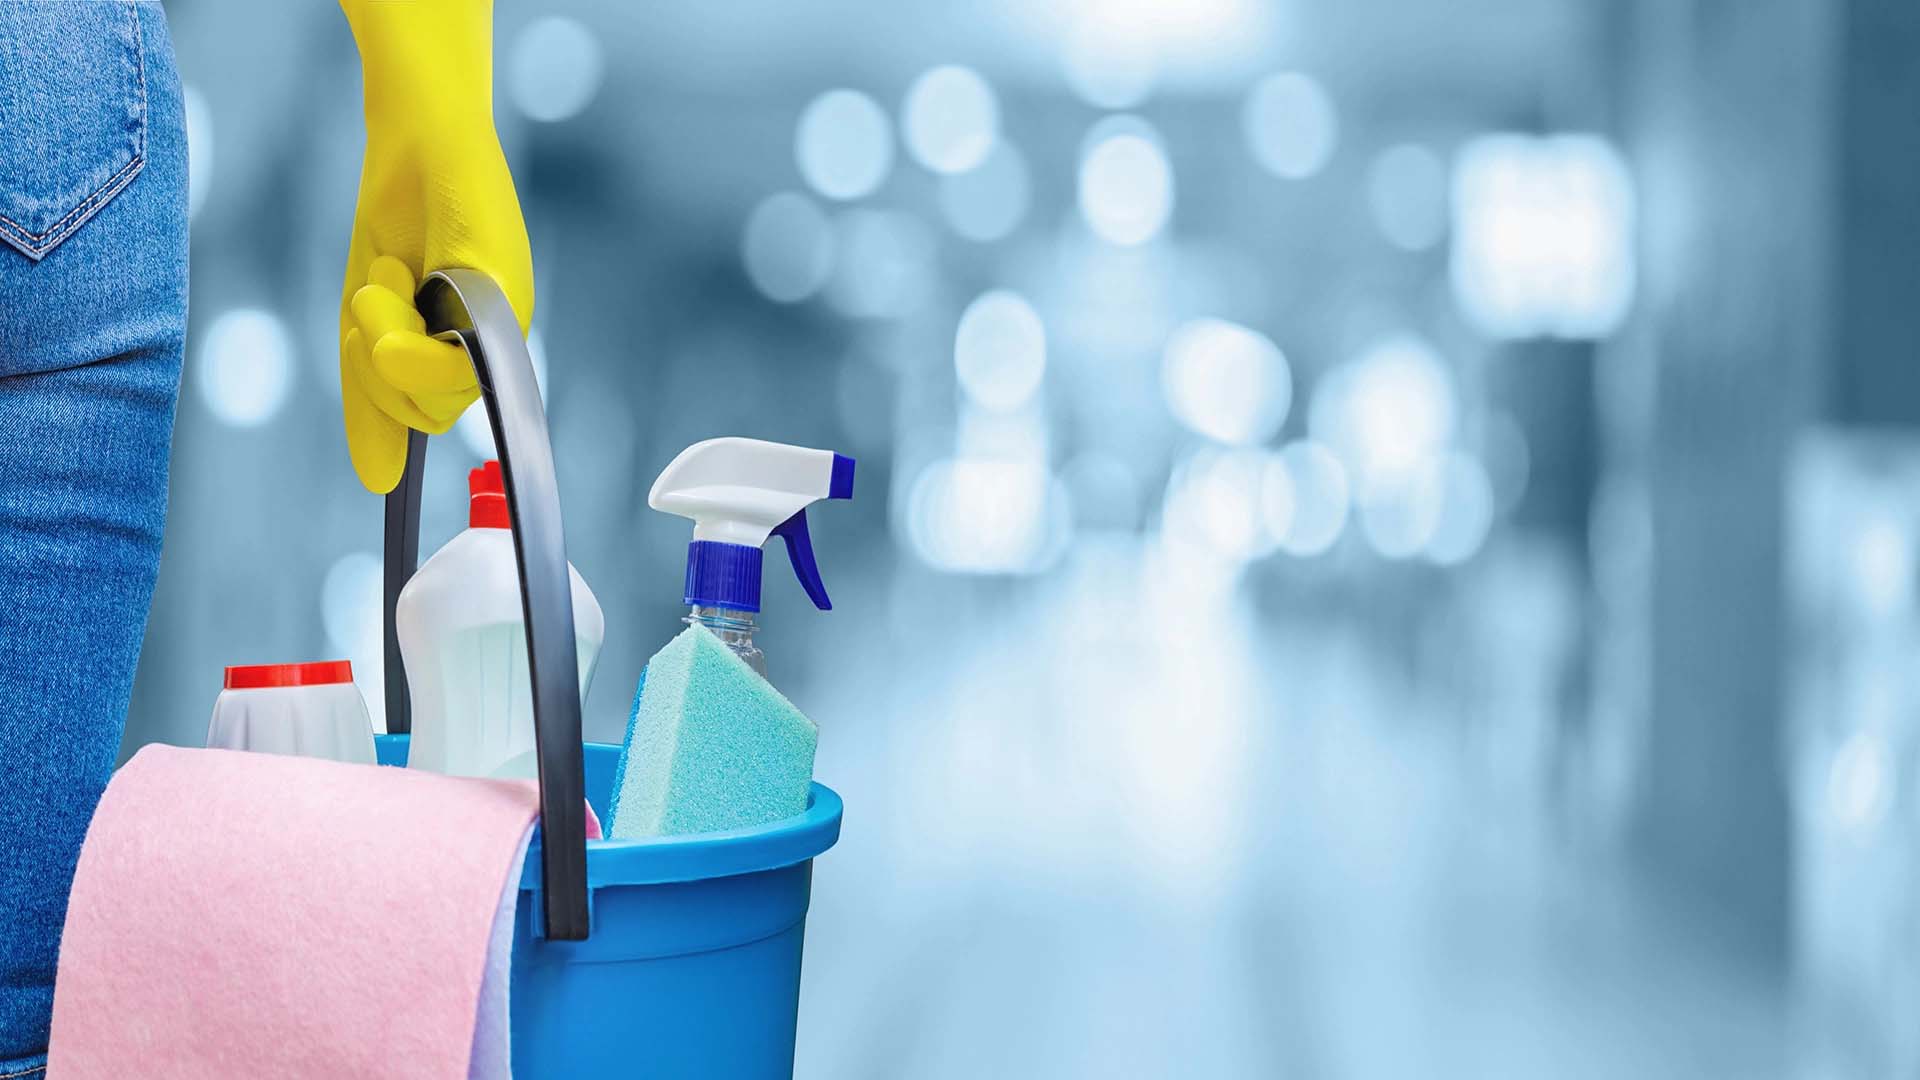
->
left=771, top=509, right=831, bottom=610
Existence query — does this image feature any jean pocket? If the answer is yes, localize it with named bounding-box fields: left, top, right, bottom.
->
left=0, top=1, right=147, bottom=262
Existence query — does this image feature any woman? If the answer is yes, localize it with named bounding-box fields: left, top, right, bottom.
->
left=0, top=1, right=533, bottom=1070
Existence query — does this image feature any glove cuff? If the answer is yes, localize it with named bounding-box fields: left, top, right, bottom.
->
left=343, top=0, right=496, bottom=134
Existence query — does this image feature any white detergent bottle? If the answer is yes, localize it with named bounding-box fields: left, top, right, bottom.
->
left=398, top=460, right=605, bottom=778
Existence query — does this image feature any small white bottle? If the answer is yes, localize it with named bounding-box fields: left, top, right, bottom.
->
left=207, top=660, right=376, bottom=764
left=398, top=460, right=605, bottom=778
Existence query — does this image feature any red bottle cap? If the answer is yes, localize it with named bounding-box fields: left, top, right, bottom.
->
left=224, top=660, right=354, bottom=690
left=470, top=460, right=510, bottom=529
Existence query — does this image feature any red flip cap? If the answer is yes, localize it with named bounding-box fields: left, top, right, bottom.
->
left=470, top=460, right=509, bottom=529
left=224, top=660, right=354, bottom=690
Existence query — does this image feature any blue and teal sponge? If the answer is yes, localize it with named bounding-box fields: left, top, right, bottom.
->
left=607, top=626, right=818, bottom=839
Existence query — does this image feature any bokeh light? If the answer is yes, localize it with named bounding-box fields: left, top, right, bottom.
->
left=1451, top=133, right=1636, bottom=339
left=938, top=142, right=1031, bottom=243
left=1828, top=729, right=1893, bottom=835
left=825, top=209, right=935, bottom=319
left=1358, top=458, right=1445, bottom=559
left=796, top=89, right=894, bottom=201
left=198, top=309, right=294, bottom=427
left=954, top=290, right=1047, bottom=412
left=1164, top=447, right=1281, bottom=563
left=902, top=65, right=999, bottom=175
left=1310, top=334, right=1456, bottom=485
left=741, top=192, right=835, bottom=303
left=1423, top=452, right=1496, bottom=566
left=1850, top=515, right=1912, bottom=620
left=183, top=85, right=212, bottom=220
left=321, top=550, right=381, bottom=661
left=907, top=458, right=1066, bottom=573
left=1367, top=143, right=1448, bottom=251
left=1161, top=317, right=1291, bottom=445
left=1078, top=118, right=1174, bottom=246
left=1261, top=455, right=1295, bottom=544
left=507, top=16, right=605, bottom=123
left=1241, top=72, right=1337, bottom=180
left=1272, top=439, right=1350, bottom=556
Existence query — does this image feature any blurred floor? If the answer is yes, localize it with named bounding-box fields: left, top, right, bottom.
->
left=793, top=538, right=1785, bottom=1078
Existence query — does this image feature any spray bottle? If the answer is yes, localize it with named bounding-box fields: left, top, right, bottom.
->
left=606, top=437, right=854, bottom=838
left=648, top=437, right=855, bottom=676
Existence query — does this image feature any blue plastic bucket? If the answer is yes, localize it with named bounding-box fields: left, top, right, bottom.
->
left=370, top=272, right=844, bottom=1075
left=375, top=735, right=843, bottom=1078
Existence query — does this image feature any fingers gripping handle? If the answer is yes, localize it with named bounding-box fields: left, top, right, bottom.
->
left=380, top=269, right=591, bottom=942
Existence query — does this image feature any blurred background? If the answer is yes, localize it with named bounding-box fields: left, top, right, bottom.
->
left=125, top=0, right=1920, bottom=1075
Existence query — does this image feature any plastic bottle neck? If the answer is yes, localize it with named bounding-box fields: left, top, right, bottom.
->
left=685, top=605, right=766, bottom=677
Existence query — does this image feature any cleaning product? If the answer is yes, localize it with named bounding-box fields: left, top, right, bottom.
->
left=398, top=460, right=605, bottom=778
left=206, top=661, right=377, bottom=764
left=647, top=436, right=854, bottom=675
left=608, top=437, right=854, bottom=838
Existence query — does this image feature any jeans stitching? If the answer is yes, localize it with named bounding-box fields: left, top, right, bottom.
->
left=0, top=153, right=145, bottom=248
left=0, top=1065, right=46, bottom=1078
left=129, top=0, right=148, bottom=159
left=0, top=1, right=149, bottom=254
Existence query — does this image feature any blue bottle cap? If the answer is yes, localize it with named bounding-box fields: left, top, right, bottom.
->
left=684, top=541, right=763, bottom=613
left=658, top=441, right=857, bottom=616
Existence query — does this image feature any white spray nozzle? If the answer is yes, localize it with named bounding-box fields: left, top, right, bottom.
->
left=649, top=437, right=855, bottom=612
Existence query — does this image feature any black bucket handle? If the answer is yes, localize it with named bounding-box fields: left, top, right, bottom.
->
left=379, top=268, right=591, bottom=942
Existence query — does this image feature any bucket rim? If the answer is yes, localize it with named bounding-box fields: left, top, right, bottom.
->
left=527, top=780, right=844, bottom=889
left=372, top=734, right=844, bottom=888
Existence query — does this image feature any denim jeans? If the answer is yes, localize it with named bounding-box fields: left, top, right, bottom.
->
left=0, top=2, right=187, bottom=1072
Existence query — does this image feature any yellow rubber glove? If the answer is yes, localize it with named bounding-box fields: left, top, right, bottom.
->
left=338, top=0, right=534, bottom=493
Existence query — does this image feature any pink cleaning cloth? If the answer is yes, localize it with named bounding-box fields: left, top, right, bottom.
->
left=46, top=744, right=598, bottom=1079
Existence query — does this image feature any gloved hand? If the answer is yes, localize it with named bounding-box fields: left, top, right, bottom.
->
left=338, top=0, right=534, bottom=493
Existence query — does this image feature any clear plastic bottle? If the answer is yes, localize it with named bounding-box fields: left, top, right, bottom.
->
left=684, top=605, right=765, bottom=676
left=398, top=461, right=604, bottom=778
